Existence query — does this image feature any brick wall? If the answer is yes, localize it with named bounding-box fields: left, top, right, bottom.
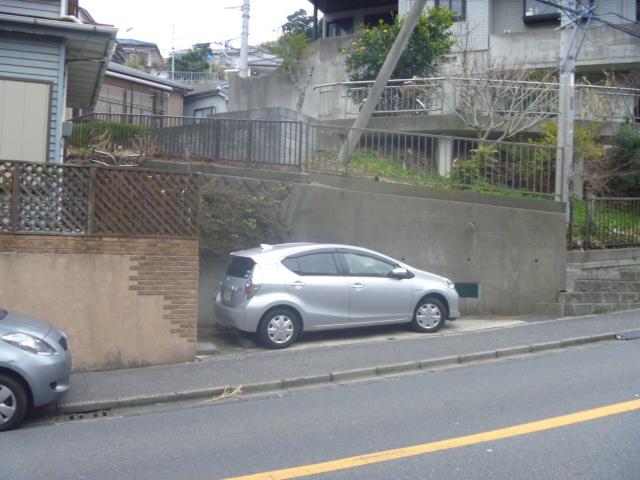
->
left=0, top=234, right=199, bottom=371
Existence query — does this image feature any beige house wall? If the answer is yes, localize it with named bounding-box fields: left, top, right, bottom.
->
left=0, top=235, right=198, bottom=372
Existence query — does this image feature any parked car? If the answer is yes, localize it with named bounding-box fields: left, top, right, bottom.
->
left=0, top=309, right=71, bottom=431
left=214, top=243, right=460, bottom=349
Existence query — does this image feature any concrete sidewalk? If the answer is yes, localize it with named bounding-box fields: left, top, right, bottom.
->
left=58, top=311, right=640, bottom=414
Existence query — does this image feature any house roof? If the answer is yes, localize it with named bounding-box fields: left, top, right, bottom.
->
left=106, top=62, right=192, bottom=93
left=308, top=0, right=396, bottom=14
left=248, top=56, right=282, bottom=68
left=185, top=81, right=229, bottom=100
left=0, top=13, right=117, bottom=108
left=117, top=38, right=160, bottom=48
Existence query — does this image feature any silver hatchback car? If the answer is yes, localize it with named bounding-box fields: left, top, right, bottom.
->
left=215, top=243, right=460, bottom=349
left=0, top=309, right=71, bottom=431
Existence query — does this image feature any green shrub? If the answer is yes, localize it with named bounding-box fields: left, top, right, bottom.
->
left=199, top=183, right=288, bottom=257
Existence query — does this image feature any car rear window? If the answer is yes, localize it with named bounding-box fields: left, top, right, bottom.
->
left=225, top=256, right=256, bottom=278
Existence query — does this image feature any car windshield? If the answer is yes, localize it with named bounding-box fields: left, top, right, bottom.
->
left=0, top=309, right=7, bottom=320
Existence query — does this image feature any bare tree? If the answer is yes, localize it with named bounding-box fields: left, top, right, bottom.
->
left=436, top=27, right=559, bottom=142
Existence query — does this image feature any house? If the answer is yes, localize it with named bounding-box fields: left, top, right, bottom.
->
left=0, top=0, right=116, bottom=163
left=183, top=81, right=229, bottom=117
left=93, top=62, right=192, bottom=116
left=308, top=0, right=396, bottom=38
left=231, top=0, right=640, bottom=126
left=116, top=38, right=165, bottom=71
left=211, top=44, right=282, bottom=77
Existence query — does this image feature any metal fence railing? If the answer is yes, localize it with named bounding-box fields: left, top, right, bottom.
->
left=67, top=114, right=558, bottom=197
left=0, top=160, right=198, bottom=238
left=570, top=196, right=640, bottom=249
left=314, top=77, right=640, bottom=123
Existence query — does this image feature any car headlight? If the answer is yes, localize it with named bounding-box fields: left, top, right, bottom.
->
left=1, top=333, right=56, bottom=355
left=444, top=278, right=456, bottom=289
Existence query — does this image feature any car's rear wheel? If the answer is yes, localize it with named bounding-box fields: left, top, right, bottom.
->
left=0, top=374, right=27, bottom=432
left=411, top=297, right=446, bottom=333
left=258, top=308, right=300, bottom=349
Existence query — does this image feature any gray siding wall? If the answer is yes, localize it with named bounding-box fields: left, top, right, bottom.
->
left=0, top=0, right=61, bottom=18
left=0, top=33, right=64, bottom=162
left=400, top=0, right=489, bottom=52
left=493, top=0, right=635, bottom=35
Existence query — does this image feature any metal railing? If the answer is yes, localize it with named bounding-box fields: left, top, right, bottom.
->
left=0, top=160, right=198, bottom=238
left=67, top=113, right=558, bottom=197
left=571, top=196, right=640, bottom=249
left=314, top=77, right=640, bottom=123
left=155, top=71, right=221, bottom=83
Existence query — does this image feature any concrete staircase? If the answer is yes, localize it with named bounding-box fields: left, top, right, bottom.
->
left=558, top=267, right=640, bottom=316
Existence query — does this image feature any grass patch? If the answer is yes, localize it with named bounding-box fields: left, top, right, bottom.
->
left=345, top=149, right=553, bottom=200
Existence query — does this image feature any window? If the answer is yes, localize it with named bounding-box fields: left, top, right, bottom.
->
left=284, top=253, right=338, bottom=276
left=326, top=17, right=354, bottom=37
left=364, top=12, right=395, bottom=28
left=226, top=256, right=255, bottom=279
left=342, top=253, right=396, bottom=277
left=194, top=106, right=216, bottom=118
left=523, top=0, right=560, bottom=24
left=435, top=0, right=466, bottom=21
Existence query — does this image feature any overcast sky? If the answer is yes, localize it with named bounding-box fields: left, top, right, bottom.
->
left=81, top=0, right=314, bottom=56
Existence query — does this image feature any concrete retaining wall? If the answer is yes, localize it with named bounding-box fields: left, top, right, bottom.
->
left=193, top=165, right=567, bottom=332
left=0, top=235, right=199, bottom=372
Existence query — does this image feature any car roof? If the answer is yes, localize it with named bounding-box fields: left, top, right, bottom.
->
left=231, top=243, right=397, bottom=263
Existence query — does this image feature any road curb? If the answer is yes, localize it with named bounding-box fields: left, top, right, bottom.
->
left=56, top=332, right=620, bottom=415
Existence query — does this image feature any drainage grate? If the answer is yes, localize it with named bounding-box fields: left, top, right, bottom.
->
left=616, top=330, right=640, bottom=341
left=65, top=410, right=111, bottom=422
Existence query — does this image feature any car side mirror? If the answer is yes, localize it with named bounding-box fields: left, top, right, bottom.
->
left=391, top=267, right=410, bottom=279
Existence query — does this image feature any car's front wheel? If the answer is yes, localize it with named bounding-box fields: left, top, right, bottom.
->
left=257, top=308, right=301, bottom=349
left=411, top=297, right=446, bottom=333
left=0, top=374, right=28, bottom=432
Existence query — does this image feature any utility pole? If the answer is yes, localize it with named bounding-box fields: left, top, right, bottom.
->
left=556, top=0, right=577, bottom=214
left=239, top=0, right=250, bottom=78
left=171, top=24, right=175, bottom=81
left=337, top=0, right=428, bottom=164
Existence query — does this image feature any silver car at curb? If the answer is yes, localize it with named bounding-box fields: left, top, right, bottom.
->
left=0, top=309, right=71, bottom=431
left=215, top=243, right=460, bottom=349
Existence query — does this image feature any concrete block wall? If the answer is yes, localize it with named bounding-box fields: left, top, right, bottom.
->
left=0, top=235, right=199, bottom=372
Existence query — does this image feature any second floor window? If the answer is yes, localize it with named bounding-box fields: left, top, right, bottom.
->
left=435, top=0, right=466, bottom=21
left=523, top=0, right=560, bottom=24
left=326, top=17, right=354, bottom=37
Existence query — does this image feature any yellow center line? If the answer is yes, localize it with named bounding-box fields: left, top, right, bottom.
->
left=221, top=398, right=640, bottom=480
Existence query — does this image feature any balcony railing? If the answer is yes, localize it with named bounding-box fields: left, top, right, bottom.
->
left=314, top=77, right=640, bottom=124
left=155, top=71, right=222, bottom=83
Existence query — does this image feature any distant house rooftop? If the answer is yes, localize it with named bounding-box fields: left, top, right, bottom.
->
left=106, top=62, right=192, bottom=93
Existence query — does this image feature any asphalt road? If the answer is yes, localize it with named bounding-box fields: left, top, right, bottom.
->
left=3, top=339, right=640, bottom=480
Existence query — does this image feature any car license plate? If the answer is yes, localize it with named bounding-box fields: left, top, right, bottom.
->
left=222, top=288, right=232, bottom=303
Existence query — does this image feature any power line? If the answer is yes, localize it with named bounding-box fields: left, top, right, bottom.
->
left=535, top=0, right=640, bottom=39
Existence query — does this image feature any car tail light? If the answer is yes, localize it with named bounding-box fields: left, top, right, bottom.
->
left=245, top=280, right=261, bottom=298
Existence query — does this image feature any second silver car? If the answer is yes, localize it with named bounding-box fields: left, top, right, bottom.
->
left=215, top=243, right=460, bottom=349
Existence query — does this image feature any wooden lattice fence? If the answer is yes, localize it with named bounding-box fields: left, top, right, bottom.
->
left=0, top=161, right=198, bottom=238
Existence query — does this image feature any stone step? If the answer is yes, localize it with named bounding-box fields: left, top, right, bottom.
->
left=573, top=279, right=640, bottom=293
left=559, top=291, right=640, bottom=304
left=562, top=303, right=640, bottom=317
left=620, top=270, right=640, bottom=281
left=577, top=267, right=640, bottom=281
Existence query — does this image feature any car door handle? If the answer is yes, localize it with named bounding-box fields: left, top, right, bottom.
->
left=290, top=281, right=305, bottom=288
left=350, top=282, right=366, bottom=290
